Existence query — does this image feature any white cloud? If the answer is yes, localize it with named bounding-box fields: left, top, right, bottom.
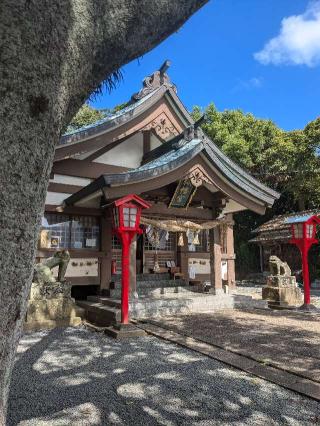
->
left=245, top=77, right=263, bottom=88
left=254, top=1, right=320, bottom=67
left=232, top=77, right=263, bottom=93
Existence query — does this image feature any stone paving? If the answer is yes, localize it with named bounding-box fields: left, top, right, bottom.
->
left=7, top=327, right=320, bottom=425
left=151, top=308, right=320, bottom=383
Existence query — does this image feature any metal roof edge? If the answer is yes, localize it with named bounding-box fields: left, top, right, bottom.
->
left=58, top=86, right=167, bottom=148
left=63, top=175, right=106, bottom=207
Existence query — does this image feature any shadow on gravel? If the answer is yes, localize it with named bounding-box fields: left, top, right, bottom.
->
left=152, top=309, right=320, bottom=383
left=7, top=327, right=320, bottom=425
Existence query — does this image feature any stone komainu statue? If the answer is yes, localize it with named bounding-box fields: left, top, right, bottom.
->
left=33, top=250, right=70, bottom=285
left=269, top=255, right=291, bottom=277
left=27, top=250, right=82, bottom=330
left=263, top=255, right=302, bottom=308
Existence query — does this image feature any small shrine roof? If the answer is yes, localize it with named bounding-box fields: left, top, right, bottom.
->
left=251, top=209, right=320, bottom=244
left=285, top=215, right=317, bottom=224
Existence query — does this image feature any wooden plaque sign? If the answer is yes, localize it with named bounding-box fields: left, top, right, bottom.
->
left=169, top=179, right=197, bottom=209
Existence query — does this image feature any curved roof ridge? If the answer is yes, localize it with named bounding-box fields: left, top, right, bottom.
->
left=253, top=208, right=320, bottom=233
left=59, top=87, right=163, bottom=146
left=59, top=61, right=182, bottom=148
left=202, top=134, right=279, bottom=199
left=64, top=133, right=279, bottom=212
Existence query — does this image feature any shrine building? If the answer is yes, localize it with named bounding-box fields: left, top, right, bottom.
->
left=39, top=62, right=279, bottom=320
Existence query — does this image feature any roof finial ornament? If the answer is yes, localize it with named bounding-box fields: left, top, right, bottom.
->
left=131, top=60, right=177, bottom=102
left=184, top=125, right=195, bottom=142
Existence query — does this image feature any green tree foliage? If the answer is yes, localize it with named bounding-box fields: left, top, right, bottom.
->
left=192, top=104, right=320, bottom=275
left=193, top=104, right=320, bottom=209
left=66, top=102, right=131, bottom=133
left=67, top=104, right=105, bottom=132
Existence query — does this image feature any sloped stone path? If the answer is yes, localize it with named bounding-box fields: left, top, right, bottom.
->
left=141, top=308, right=320, bottom=383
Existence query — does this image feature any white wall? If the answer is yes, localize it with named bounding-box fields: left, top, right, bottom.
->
left=150, top=132, right=163, bottom=150
left=93, top=133, right=144, bottom=168
left=45, top=191, right=72, bottom=205
left=222, top=199, right=246, bottom=214
left=50, top=174, right=92, bottom=186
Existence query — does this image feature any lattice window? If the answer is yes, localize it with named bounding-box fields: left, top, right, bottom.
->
left=196, top=230, right=210, bottom=253
left=40, top=214, right=70, bottom=249
left=71, top=216, right=100, bottom=250
left=112, top=235, right=122, bottom=250
left=40, top=213, right=100, bottom=250
left=144, top=231, right=176, bottom=251
left=188, top=230, right=210, bottom=253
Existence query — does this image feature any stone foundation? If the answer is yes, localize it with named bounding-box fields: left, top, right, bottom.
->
left=262, top=267, right=302, bottom=309
left=25, top=281, right=83, bottom=331
left=262, top=286, right=302, bottom=309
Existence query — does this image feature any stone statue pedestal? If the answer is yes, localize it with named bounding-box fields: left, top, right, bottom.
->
left=25, top=281, right=83, bottom=331
left=262, top=275, right=303, bottom=310
left=262, top=256, right=303, bottom=310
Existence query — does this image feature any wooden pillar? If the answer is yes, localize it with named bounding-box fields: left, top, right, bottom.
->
left=178, top=233, right=189, bottom=284
left=210, top=227, right=223, bottom=294
left=259, top=244, right=264, bottom=273
left=100, top=214, right=112, bottom=292
left=226, top=214, right=236, bottom=289
left=143, top=130, right=151, bottom=155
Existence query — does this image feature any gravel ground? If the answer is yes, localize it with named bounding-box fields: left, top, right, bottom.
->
left=152, top=309, right=320, bottom=383
left=311, top=294, right=320, bottom=308
left=7, top=327, right=320, bottom=425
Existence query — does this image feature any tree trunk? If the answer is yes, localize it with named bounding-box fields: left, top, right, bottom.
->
left=0, top=1, right=207, bottom=422
left=298, top=197, right=305, bottom=211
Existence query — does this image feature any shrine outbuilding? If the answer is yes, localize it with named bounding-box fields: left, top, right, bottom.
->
left=39, top=62, right=279, bottom=316
left=251, top=209, right=320, bottom=276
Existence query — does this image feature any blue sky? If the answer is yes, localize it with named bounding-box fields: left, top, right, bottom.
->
left=90, top=0, right=320, bottom=131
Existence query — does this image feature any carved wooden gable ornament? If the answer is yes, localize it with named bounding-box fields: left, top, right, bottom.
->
left=143, top=112, right=179, bottom=140
left=186, top=164, right=213, bottom=188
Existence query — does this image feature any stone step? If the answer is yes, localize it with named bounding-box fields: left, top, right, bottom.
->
left=129, top=294, right=236, bottom=318
left=112, top=273, right=171, bottom=282
left=231, top=294, right=268, bottom=309
left=76, top=300, right=121, bottom=326
left=87, top=296, right=122, bottom=308
left=87, top=293, right=236, bottom=320
left=80, top=293, right=261, bottom=324
left=112, top=279, right=186, bottom=291
left=109, top=285, right=199, bottom=299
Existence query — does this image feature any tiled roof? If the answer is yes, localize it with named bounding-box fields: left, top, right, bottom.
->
left=58, top=89, right=160, bottom=146
left=250, top=209, right=320, bottom=243
left=250, top=229, right=292, bottom=243
left=285, top=214, right=318, bottom=224
left=64, top=128, right=280, bottom=210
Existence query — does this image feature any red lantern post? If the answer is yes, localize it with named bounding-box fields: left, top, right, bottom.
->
left=287, top=215, right=320, bottom=309
left=111, top=195, right=150, bottom=324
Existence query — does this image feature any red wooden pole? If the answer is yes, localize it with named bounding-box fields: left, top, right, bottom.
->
left=301, top=244, right=311, bottom=305
left=120, top=232, right=131, bottom=324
